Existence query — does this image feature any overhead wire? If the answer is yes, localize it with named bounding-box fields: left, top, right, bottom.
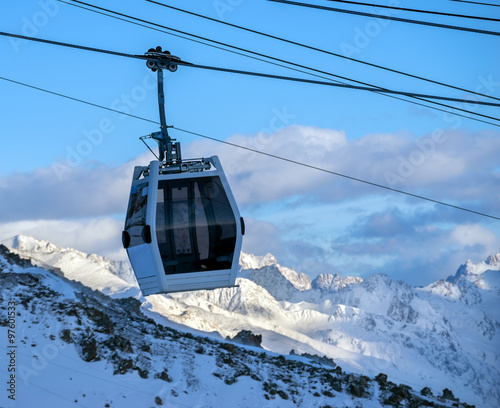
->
left=267, top=0, right=500, bottom=36
left=0, top=75, right=157, bottom=124
left=67, top=0, right=461, bottom=97
left=2, top=31, right=500, bottom=111
left=64, top=0, right=392, bottom=88
left=0, top=31, right=138, bottom=59
left=322, top=0, right=500, bottom=21
left=189, top=62, right=500, bottom=107
left=0, top=32, right=500, bottom=126
left=146, top=0, right=500, bottom=102
left=174, top=127, right=500, bottom=221
left=62, top=0, right=500, bottom=123
left=56, top=0, right=277, bottom=64
left=1, top=75, right=499, bottom=222
left=449, top=0, right=500, bottom=6
left=40, top=1, right=500, bottom=124
left=0, top=367, right=90, bottom=408
left=6, top=346, right=196, bottom=407
left=59, top=0, right=500, bottom=124
left=13, top=349, right=168, bottom=403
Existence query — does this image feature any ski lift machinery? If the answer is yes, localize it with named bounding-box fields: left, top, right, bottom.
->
left=123, top=47, right=244, bottom=295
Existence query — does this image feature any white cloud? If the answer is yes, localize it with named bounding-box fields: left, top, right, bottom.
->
left=450, top=224, right=500, bottom=255
left=184, top=125, right=347, bottom=204
left=1, top=125, right=498, bottom=286
left=3, top=125, right=498, bottom=223
left=184, top=125, right=500, bottom=212
left=0, top=152, right=151, bottom=222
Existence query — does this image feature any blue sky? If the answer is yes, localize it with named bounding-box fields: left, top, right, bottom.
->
left=1, top=0, right=499, bottom=285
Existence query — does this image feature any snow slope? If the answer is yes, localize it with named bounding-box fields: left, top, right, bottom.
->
left=1, top=243, right=447, bottom=408
left=3, top=235, right=499, bottom=407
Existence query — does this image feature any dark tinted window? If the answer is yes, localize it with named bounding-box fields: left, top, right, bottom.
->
left=124, top=183, right=148, bottom=247
left=156, top=176, right=236, bottom=274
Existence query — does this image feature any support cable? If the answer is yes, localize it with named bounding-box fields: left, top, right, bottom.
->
left=140, top=135, right=160, bottom=159
left=1, top=31, right=499, bottom=125
left=58, top=1, right=500, bottom=123
left=0, top=75, right=157, bottom=124
left=1, top=75, right=498, bottom=221
left=449, top=0, right=500, bottom=7
left=267, top=0, right=500, bottom=36
left=186, top=62, right=500, bottom=107
left=322, top=0, right=500, bottom=21
left=147, top=0, right=500, bottom=102
left=174, top=126, right=500, bottom=222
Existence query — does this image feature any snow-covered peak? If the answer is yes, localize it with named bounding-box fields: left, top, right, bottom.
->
left=6, top=234, right=60, bottom=254
left=276, top=264, right=312, bottom=292
left=5, top=234, right=139, bottom=298
left=447, top=253, right=500, bottom=290
left=486, top=254, right=500, bottom=267
left=239, top=252, right=278, bottom=269
left=240, top=251, right=312, bottom=299
left=327, top=273, right=417, bottom=320
left=240, top=265, right=309, bottom=301
left=420, top=254, right=500, bottom=308
left=422, top=279, right=462, bottom=301
left=312, top=273, right=363, bottom=292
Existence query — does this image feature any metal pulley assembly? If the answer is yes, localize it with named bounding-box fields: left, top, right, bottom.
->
left=145, top=46, right=180, bottom=72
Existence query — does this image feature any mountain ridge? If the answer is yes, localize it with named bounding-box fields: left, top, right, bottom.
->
left=2, top=234, right=499, bottom=407
left=2, top=242, right=468, bottom=408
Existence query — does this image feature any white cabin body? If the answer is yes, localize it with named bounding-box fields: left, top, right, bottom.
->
left=123, top=157, right=243, bottom=295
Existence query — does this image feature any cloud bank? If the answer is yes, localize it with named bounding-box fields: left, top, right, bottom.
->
left=1, top=125, right=498, bottom=285
left=184, top=125, right=500, bottom=214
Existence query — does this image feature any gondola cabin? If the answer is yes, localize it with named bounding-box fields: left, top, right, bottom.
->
left=123, top=47, right=244, bottom=295
left=123, top=157, right=243, bottom=295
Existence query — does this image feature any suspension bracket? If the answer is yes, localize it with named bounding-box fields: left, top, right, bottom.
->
left=145, top=46, right=182, bottom=164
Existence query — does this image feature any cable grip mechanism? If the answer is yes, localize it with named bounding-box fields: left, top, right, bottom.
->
left=145, top=46, right=182, bottom=164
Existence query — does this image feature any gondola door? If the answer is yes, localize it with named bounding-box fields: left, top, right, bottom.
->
left=156, top=175, right=237, bottom=276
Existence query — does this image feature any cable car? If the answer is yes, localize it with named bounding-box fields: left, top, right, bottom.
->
left=122, top=48, right=244, bottom=295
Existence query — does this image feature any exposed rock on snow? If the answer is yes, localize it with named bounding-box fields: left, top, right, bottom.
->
left=312, top=273, right=363, bottom=292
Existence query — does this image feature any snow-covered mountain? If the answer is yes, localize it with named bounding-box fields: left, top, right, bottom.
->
left=2, top=235, right=139, bottom=296
left=2, top=235, right=498, bottom=407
